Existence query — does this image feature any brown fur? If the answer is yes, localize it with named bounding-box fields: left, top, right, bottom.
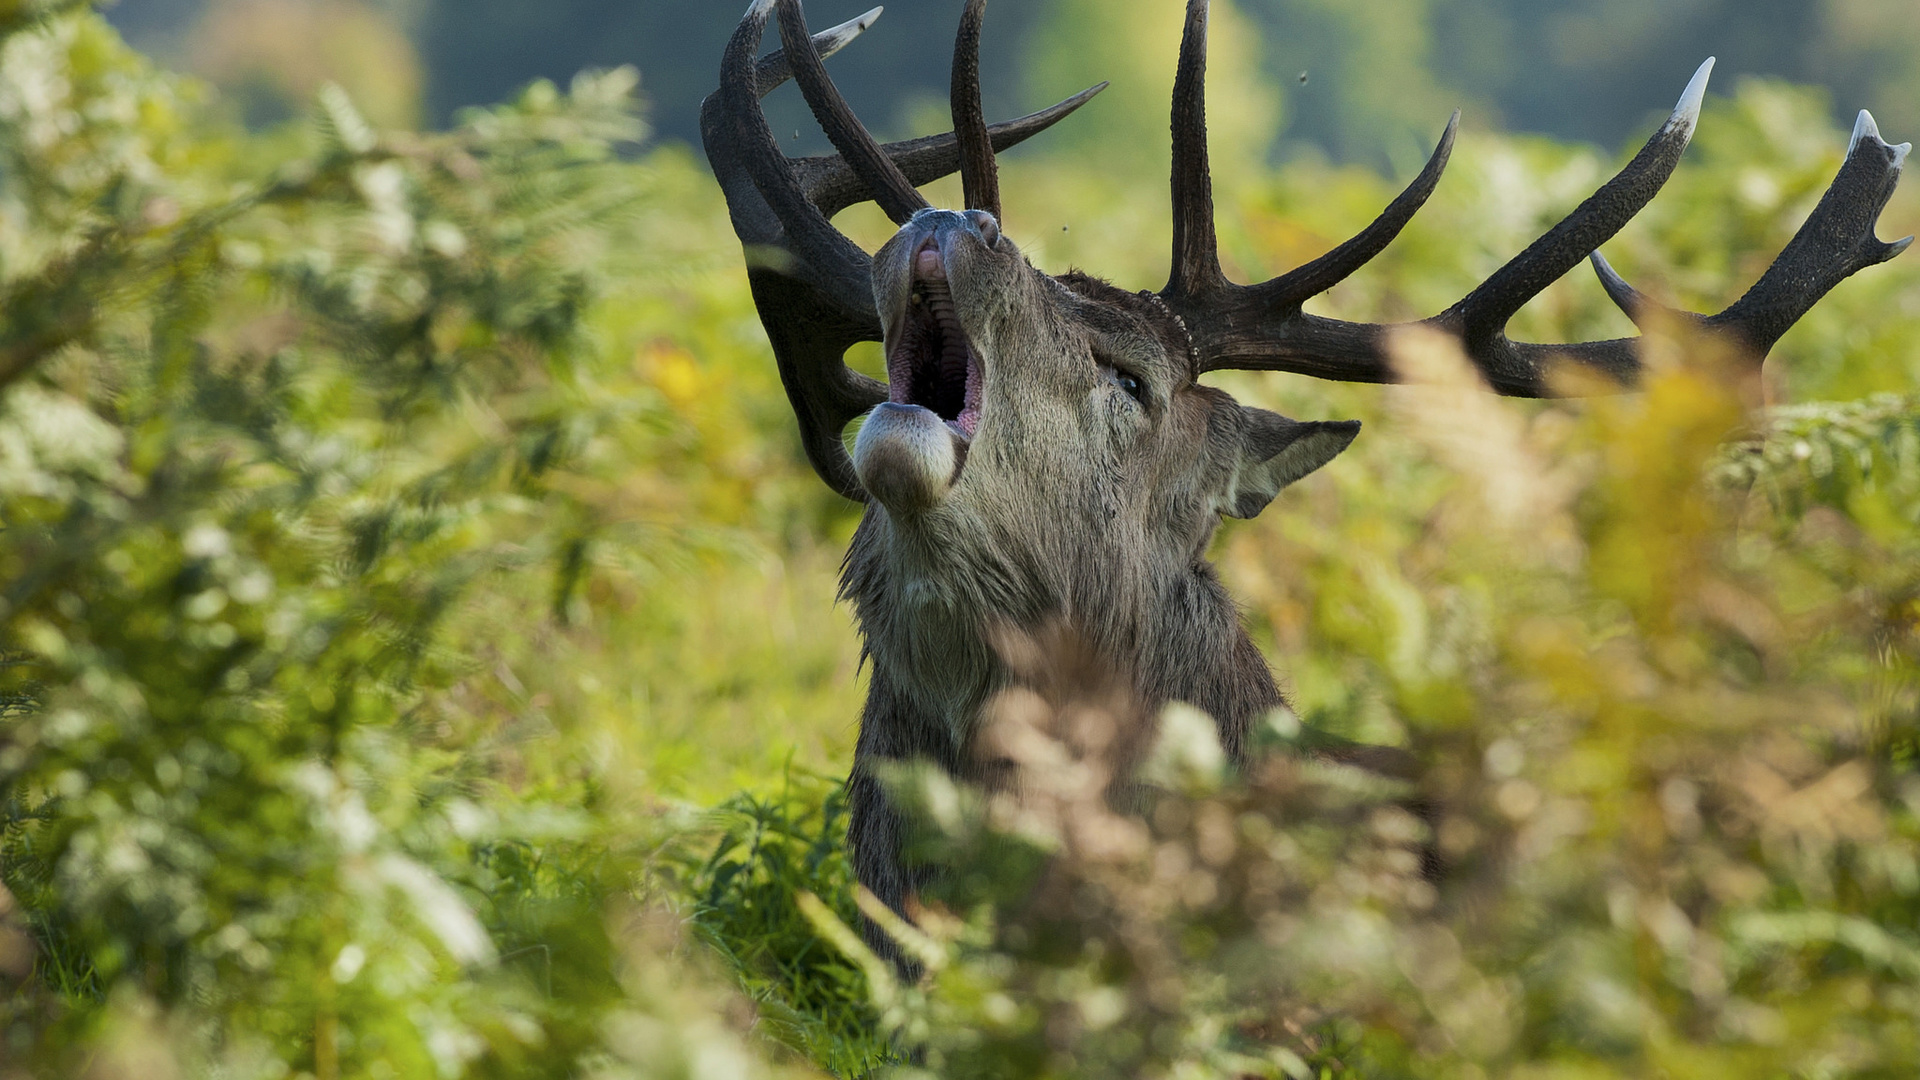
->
left=842, top=211, right=1358, bottom=960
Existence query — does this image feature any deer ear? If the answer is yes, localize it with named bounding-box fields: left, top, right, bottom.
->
left=1221, top=410, right=1361, bottom=519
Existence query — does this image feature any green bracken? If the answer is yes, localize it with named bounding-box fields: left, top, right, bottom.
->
left=0, top=4, right=1915, bottom=1078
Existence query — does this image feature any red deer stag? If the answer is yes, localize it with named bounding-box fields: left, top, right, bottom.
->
left=701, top=0, right=1910, bottom=956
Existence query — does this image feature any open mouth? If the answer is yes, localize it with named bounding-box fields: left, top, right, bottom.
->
left=889, top=239, right=984, bottom=439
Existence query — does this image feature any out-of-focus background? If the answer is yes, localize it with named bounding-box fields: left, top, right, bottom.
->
left=3, top=1, right=1919, bottom=1077
left=108, top=0, right=1920, bottom=166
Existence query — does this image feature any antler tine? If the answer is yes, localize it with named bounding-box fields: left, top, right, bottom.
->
left=705, top=2, right=1109, bottom=502
left=738, top=2, right=1103, bottom=222
left=1595, top=110, right=1913, bottom=355
left=1167, top=0, right=1226, bottom=300
left=705, top=1, right=887, bottom=501
left=1187, top=58, right=1848, bottom=397
left=1244, top=111, right=1460, bottom=313
left=754, top=6, right=881, bottom=95
left=1713, top=111, right=1912, bottom=352
left=714, top=0, right=875, bottom=318
left=801, top=84, right=1108, bottom=219
left=952, top=0, right=1001, bottom=220
left=1587, top=250, right=1670, bottom=326
left=775, top=0, right=930, bottom=225
left=1439, top=58, right=1715, bottom=346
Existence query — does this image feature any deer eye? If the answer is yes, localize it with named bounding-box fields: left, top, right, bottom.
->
left=1109, top=367, right=1146, bottom=403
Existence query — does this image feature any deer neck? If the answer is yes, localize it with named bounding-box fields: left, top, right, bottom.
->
left=841, top=488, right=1247, bottom=757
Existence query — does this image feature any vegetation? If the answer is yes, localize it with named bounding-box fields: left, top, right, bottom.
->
left=0, top=3, right=1917, bottom=1077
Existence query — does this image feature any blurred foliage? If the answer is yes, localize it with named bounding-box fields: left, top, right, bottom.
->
left=0, top=4, right=857, bottom=1075
left=0, top=3, right=1918, bottom=1079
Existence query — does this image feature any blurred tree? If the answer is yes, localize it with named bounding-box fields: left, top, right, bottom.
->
left=189, top=0, right=423, bottom=128
left=103, top=0, right=1920, bottom=163
left=1023, top=0, right=1279, bottom=184
left=1812, top=0, right=1920, bottom=136
left=1249, top=0, right=1920, bottom=166
left=1236, top=0, right=1452, bottom=170
left=410, top=0, right=1044, bottom=158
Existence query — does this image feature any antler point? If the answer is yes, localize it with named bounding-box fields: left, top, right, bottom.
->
left=1588, top=249, right=1656, bottom=326
left=1849, top=110, right=1883, bottom=155
left=1590, top=248, right=1624, bottom=285
left=1669, top=58, right=1714, bottom=135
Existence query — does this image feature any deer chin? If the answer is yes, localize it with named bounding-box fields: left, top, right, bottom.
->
left=853, top=402, right=968, bottom=514
left=886, top=241, right=985, bottom=441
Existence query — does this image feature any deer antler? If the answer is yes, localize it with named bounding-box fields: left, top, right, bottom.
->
left=1161, top=0, right=1911, bottom=396
left=700, top=0, right=1104, bottom=499
left=952, top=0, right=1001, bottom=223
left=1594, top=111, right=1915, bottom=353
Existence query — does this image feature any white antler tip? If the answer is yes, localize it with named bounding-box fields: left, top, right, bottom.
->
left=804, top=6, right=882, bottom=62
left=1850, top=110, right=1882, bottom=154
left=1891, top=142, right=1912, bottom=170
left=1669, top=58, right=1714, bottom=134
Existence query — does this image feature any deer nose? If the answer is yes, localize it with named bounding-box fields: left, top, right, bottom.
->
left=965, top=210, right=1000, bottom=248
left=909, top=208, right=1000, bottom=252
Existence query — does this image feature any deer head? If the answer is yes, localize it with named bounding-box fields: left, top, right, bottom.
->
left=702, top=0, right=1908, bottom=935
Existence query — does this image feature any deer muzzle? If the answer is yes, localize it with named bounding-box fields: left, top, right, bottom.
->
left=884, top=211, right=994, bottom=440
left=857, top=209, right=1003, bottom=513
